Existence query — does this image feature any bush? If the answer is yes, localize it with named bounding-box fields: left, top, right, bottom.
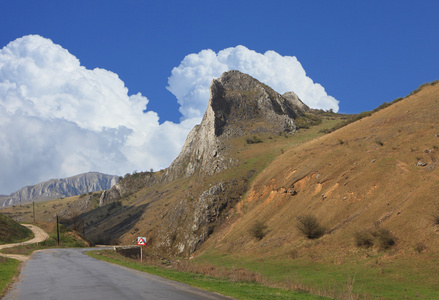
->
left=246, top=135, right=263, bottom=144
left=414, top=242, right=427, bottom=253
left=354, top=230, right=374, bottom=248
left=373, top=228, right=396, bottom=250
left=294, top=113, right=322, bottom=129
left=296, top=215, right=325, bottom=239
left=354, top=227, right=396, bottom=250
left=249, top=220, right=268, bottom=240
left=375, top=139, right=384, bottom=146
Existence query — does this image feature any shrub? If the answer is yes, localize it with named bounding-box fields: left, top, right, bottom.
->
left=414, top=242, right=427, bottom=253
left=354, top=230, right=374, bottom=248
left=296, top=215, right=325, bottom=239
left=354, top=227, right=396, bottom=250
left=373, top=228, right=396, bottom=250
left=246, top=135, right=263, bottom=144
left=375, top=139, right=384, bottom=146
left=294, top=113, right=322, bottom=129
left=249, top=220, right=268, bottom=240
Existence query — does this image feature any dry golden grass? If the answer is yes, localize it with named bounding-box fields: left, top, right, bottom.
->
left=201, top=82, right=439, bottom=268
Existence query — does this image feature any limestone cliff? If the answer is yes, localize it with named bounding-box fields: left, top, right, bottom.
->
left=164, top=70, right=307, bottom=181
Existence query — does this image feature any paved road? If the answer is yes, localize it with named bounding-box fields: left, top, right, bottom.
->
left=3, top=248, right=232, bottom=300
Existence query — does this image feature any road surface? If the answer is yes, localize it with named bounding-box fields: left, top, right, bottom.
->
left=3, top=248, right=232, bottom=300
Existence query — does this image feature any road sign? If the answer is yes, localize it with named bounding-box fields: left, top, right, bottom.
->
left=137, top=237, right=146, bottom=246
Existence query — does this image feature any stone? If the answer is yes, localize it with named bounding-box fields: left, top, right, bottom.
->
left=417, top=161, right=427, bottom=167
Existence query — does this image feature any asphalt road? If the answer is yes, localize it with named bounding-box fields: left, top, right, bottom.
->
left=3, top=248, right=232, bottom=300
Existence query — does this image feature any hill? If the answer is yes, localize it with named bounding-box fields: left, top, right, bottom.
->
left=0, top=213, right=33, bottom=244
left=202, top=80, right=439, bottom=259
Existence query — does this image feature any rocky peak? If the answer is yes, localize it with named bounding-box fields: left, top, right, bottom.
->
left=165, top=70, right=307, bottom=181
left=0, top=172, right=119, bottom=207
left=212, top=70, right=308, bottom=136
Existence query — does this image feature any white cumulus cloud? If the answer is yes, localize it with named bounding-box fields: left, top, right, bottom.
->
left=167, top=45, right=339, bottom=120
left=0, top=35, right=195, bottom=194
left=0, top=37, right=340, bottom=195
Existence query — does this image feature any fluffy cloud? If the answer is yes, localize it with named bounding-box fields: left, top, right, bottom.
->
left=0, top=36, right=339, bottom=195
left=167, top=45, right=339, bottom=120
left=0, top=35, right=195, bottom=194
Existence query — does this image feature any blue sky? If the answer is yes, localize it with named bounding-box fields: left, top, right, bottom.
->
left=0, top=1, right=438, bottom=194
left=3, top=1, right=437, bottom=119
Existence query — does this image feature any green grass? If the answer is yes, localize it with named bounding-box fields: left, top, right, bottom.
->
left=1, top=224, right=88, bottom=255
left=87, top=250, right=328, bottom=299
left=0, top=256, right=20, bottom=297
left=195, top=250, right=439, bottom=299
left=0, top=214, right=34, bottom=244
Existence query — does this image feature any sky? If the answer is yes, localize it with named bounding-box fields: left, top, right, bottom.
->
left=0, top=1, right=438, bottom=195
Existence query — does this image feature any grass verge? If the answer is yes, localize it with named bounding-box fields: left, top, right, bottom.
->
left=0, top=256, right=21, bottom=298
left=86, top=250, right=329, bottom=300
left=195, top=250, right=439, bottom=299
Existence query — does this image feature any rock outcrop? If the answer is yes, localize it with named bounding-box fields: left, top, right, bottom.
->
left=98, top=70, right=308, bottom=255
left=0, top=172, right=118, bottom=207
left=164, top=70, right=307, bottom=181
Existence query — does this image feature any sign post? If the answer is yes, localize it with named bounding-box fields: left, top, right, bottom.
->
left=137, top=237, right=146, bottom=262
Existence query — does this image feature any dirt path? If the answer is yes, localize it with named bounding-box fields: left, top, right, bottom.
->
left=0, top=224, right=49, bottom=261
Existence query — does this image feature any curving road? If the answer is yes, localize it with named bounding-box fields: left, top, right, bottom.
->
left=3, top=248, right=232, bottom=300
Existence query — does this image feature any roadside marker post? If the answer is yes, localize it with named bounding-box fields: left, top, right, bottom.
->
left=137, top=237, right=146, bottom=262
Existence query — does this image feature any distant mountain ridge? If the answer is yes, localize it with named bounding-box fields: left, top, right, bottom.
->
left=0, top=172, right=119, bottom=207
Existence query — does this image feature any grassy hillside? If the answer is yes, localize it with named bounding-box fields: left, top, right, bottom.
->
left=0, top=213, right=33, bottom=244
left=197, top=81, right=439, bottom=297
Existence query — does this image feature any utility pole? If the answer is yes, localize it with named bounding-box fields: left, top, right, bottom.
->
left=56, top=215, right=60, bottom=246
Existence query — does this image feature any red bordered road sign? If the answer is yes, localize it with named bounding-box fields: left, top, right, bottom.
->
left=137, top=237, right=146, bottom=246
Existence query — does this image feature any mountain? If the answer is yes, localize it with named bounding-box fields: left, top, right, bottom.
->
left=93, top=70, right=312, bottom=252
left=164, top=70, right=308, bottom=182
left=0, top=172, right=119, bottom=207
